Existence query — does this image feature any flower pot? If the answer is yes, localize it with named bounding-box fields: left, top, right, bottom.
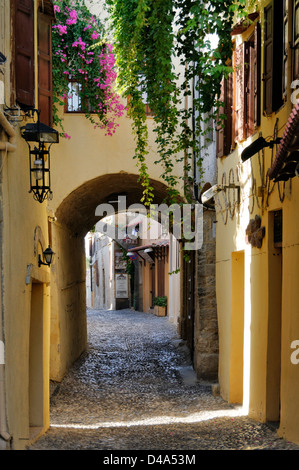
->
left=154, top=305, right=166, bottom=317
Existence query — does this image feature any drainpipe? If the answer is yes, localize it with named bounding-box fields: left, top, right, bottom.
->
left=0, top=110, right=15, bottom=446
left=192, top=76, right=200, bottom=203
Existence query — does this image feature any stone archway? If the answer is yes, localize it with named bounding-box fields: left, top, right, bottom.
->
left=55, top=172, right=169, bottom=236
left=49, top=172, right=175, bottom=381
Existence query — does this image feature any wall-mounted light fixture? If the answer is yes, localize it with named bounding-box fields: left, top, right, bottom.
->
left=241, top=136, right=281, bottom=162
left=201, top=184, right=221, bottom=204
left=20, top=110, right=59, bottom=203
left=0, top=52, right=6, bottom=65
left=38, top=245, right=54, bottom=268
left=201, top=183, right=240, bottom=205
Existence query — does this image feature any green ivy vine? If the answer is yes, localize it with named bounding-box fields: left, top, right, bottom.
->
left=105, top=0, right=249, bottom=208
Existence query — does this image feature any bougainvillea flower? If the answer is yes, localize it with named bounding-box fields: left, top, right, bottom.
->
left=57, top=24, right=67, bottom=35
left=66, top=9, right=77, bottom=25
left=91, top=31, right=99, bottom=40
left=52, top=0, right=124, bottom=137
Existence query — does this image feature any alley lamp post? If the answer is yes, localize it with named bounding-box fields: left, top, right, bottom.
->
left=20, top=110, right=59, bottom=203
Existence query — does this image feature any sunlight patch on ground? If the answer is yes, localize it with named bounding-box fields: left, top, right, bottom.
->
left=50, top=406, right=246, bottom=430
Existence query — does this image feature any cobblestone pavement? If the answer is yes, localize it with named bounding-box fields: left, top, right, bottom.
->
left=28, top=308, right=299, bottom=451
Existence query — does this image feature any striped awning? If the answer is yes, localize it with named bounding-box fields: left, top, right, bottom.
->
left=128, top=240, right=169, bottom=253
left=128, top=240, right=169, bottom=263
left=268, top=101, right=299, bottom=182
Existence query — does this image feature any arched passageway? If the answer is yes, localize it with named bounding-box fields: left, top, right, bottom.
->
left=55, top=172, right=170, bottom=237
left=49, top=172, right=180, bottom=382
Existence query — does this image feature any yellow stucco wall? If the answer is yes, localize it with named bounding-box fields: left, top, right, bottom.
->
left=48, top=103, right=183, bottom=213
left=216, top=0, right=299, bottom=444
left=0, top=1, right=53, bottom=449
left=3, top=0, right=299, bottom=450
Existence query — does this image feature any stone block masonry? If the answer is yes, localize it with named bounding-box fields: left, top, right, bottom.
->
left=194, top=211, right=218, bottom=382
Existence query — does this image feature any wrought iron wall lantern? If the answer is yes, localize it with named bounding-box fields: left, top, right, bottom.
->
left=20, top=110, right=59, bottom=203
left=0, top=51, right=6, bottom=65
left=38, top=245, right=54, bottom=268
left=241, top=136, right=281, bottom=162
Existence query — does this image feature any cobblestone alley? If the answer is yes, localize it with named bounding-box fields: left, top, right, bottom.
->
left=28, top=309, right=299, bottom=451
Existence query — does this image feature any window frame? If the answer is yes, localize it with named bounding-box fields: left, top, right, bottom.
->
left=216, top=71, right=233, bottom=158
left=64, top=79, right=84, bottom=114
left=216, top=20, right=261, bottom=157
left=14, top=0, right=35, bottom=109
left=263, top=0, right=284, bottom=115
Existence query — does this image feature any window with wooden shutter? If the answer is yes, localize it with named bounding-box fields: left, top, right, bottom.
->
left=235, top=43, right=245, bottom=142
left=225, top=72, right=233, bottom=154
left=282, top=0, right=289, bottom=99
left=216, top=72, right=233, bottom=158
left=263, top=2, right=273, bottom=114
left=244, top=40, right=252, bottom=137
left=263, top=0, right=284, bottom=114
left=216, top=81, right=225, bottom=158
left=38, top=12, right=53, bottom=126
left=244, top=23, right=261, bottom=137
left=14, top=0, right=35, bottom=108
left=254, top=23, right=261, bottom=128
left=293, top=0, right=299, bottom=80
left=157, top=260, right=165, bottom=297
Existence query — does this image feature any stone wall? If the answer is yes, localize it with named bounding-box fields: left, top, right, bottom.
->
left=193, top=209, right=218, bottom=382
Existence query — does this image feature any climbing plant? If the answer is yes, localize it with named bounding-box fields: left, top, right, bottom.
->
left=52, top=0, right=124, bottom=138
left=105, top=0, right=249, bottom=206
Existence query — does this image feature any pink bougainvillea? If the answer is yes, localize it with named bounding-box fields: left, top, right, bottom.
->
left=56, top=24, right=68, bottom=35
left=91, top=31, right=99, bottom=40
left=66, top=9, right=77, bottom=25
left=52, top=0, right=124, bottom=137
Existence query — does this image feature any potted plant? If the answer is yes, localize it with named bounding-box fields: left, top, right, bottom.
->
left=153, top=296, right=167, bottom=317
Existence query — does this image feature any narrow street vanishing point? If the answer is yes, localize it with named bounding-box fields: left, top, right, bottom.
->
left=27, top=309, right=299, bottom=451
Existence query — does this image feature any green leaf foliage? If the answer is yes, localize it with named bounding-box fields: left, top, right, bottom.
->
left=105, top=0, right=247, bottom=207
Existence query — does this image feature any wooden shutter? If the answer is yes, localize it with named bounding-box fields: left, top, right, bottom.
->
left=244, top=40, right=251, bottom=138
left=293, top=0, right=299, bottom=80
left=254, top=23, right=261, bottom=128
left=263, top=2, right=273, bottom=114
left=15, top=0, right=34, bottom=108
left=216, top=78, right=225, bottom=158
left=282, top=0, right=289, bottom=99
left=263, top=0, right=283, bottom=114
left=273, top=0, right=283, bottom=111
left=244, top=23, right=261, bottom=137
left=216, top=74, right=233, bottom=157
left=38, top=12, right=53, bottom=126
left=225, top=72, right=233, bottom=154
left=157, top=260, right=165, bottom=297
left=235, top=43, right=245, bottom=142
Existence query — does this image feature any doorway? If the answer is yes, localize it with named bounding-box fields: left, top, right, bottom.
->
left=29, top=282, right=44, bottom=433
left=266, top=210, right=283, bottom=422
left=182, top=252, right=195, bottom=361
left=229, top=250, right=245, bottom=404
